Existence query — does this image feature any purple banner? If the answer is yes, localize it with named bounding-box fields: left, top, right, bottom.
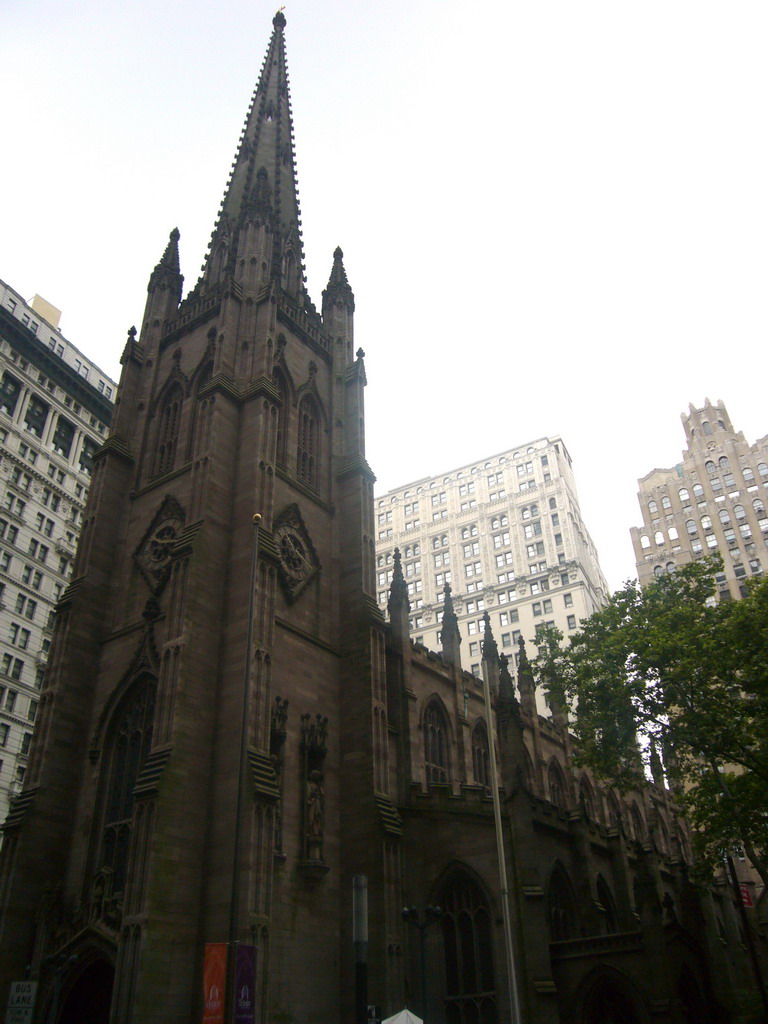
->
left=235, top=944, right=256, bottom=1024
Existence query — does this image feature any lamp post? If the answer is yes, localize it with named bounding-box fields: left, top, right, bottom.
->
left=401, top=905, right=442, bottom=1022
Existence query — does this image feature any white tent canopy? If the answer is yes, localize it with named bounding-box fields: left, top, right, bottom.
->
left=381, top=1011, right=423, bottom=1024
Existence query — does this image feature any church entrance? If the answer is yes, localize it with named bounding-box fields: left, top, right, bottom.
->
left=57, top=958, right=114, bottom=1024
left=578, top=976, right=642, bottom=1024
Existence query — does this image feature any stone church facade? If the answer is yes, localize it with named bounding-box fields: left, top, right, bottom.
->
left=0, top=14, right=762, bottom=1024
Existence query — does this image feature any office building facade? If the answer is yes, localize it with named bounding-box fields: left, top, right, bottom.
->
left=0, top=280, right=115, bottom=822
left=375, top=438, right=609, bottom=691
left=630, top=399, right=768, bottom=596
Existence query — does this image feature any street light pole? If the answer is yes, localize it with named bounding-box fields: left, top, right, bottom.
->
left=401, top=905, right=442, bottom=1022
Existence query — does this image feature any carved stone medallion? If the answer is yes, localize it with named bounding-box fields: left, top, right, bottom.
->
left=273, top=504, right=320, bottom=602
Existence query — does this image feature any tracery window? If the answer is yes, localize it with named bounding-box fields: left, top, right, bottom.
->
left=155, top=384, right=183, bottom=476
left=596, top=874, right=619, bottom=933
left=424, top=700, right=450, bottom=785
left=98, top=674, right=156, bottom=897
left=547, top=863, right=579, bottom=941
left=297, top=395, right=318, bottom=488
left=273, top=369, right=288, bottom=467
left=548, top=760, right=567, bottom=809
left=579, top=775, right=599, bottom=821
left=440, top=874, right=497, bottom=1024
left=471, top=720, right=490, bottom=791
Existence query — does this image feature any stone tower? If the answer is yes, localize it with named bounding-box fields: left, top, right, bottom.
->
left=0, top=14, right=393, bottom=1023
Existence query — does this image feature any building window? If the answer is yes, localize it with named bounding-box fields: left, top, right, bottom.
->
left=79, top=437, right=98, bottom=475
left=98, top=675, right=156, bottom=897
left=23, top=395, right=49, bottom=438
left=567, top=615, right=576, bottom=629
left=439, top=872, right=497, bottom=1024
left=0, top=373, right=21, bottom=417
left=154, top=385, right=183, bottom=477
left=424, top=700, right=450, bottom=785
left=51, top=415, right=75, bottom=457
left=471, top=720, right=491, bottom=791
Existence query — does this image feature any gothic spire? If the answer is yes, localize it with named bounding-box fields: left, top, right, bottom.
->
left=201, top=11, right=306, bottom=297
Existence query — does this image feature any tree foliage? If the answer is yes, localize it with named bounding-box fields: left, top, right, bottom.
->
left=533, top=557, right=768, bottom=883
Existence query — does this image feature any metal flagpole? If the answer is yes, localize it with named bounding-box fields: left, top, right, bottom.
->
left=481, top=657, right=523, bottom=1024
left=227, top=513, right=262, bottom=1024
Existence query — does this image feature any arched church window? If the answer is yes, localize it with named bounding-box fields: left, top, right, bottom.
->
left=548, top=760, right=567, bottom=810
left=579, top=775, right=599, bottom=821
left=647, top=500, right=658, bottom=516
left=297, top=395, right=318, bottom=488
left=154, top=384, right=183, bottom=477
left=98, top=674, right=156, bottom=898
left=439, top=873, right=497, bottom=1024
left=190, top=363, right=213, bottom=457
left=705, top=461, right=716, bottom=476
left=678, top=487, right=690, bottom=504
left=596, top=874, right=619, bottom=933
left=702, top=421, right=712, bottom=436
left=273, top=369, right=289, bottom=467
left=606, top=791, right=622, bottom=828
left=719, top=456, right=730, bottom=472
left=719, top=508, right=731, bottom=526
left=547, top=863, right=579, bottom=941
left=630, top=802, right=646, bottom=843
left=424, top=700, right=450, bottom=785
left=471, top=720, right=490, bottom=792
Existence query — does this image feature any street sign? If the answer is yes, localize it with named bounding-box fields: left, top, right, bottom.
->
left=5, top=981, right=37, bottom=1024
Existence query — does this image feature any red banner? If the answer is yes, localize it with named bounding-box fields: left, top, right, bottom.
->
left=202, top=943, right=227, bottom=1024
left=739, top=883, right=754, bottom=908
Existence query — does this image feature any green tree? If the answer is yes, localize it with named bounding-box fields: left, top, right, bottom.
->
left=533, top=557, right=768, bottom=886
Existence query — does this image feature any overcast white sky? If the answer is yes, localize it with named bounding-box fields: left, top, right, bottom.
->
left=3, top=0, right=767, bottom=591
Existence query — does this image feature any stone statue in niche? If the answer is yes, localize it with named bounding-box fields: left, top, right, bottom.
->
left=301, top=712, right=328, bottom=863
left=306, top=770, right=324, bottom=858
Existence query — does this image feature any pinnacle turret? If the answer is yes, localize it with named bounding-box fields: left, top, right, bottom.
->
left=148, top=228, right=183, bottom=295
left=481, top=612, right=499, bottom=666
left=516, top=637, right=537, bottom=717
left=439, top=584, right=462, bottom=668
left=322, top=246, right=355, bottom=312
left=388, top=548, right=410, bottom=612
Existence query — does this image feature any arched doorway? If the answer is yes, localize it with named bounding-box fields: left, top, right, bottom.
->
left=580, top=977, right=641, bottom=1024
left=58, top=958, right=114, bottom=1024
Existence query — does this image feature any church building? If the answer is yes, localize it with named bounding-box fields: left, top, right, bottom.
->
left=0, top=14, right=762, bottom=1024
